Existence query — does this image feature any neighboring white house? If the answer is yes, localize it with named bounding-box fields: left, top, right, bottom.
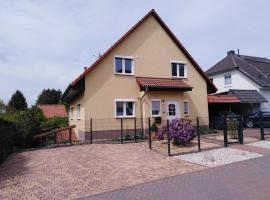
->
left=206, top=50, right=269, bottom=114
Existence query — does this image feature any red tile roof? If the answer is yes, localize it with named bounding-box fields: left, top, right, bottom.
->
left=67, top=9, right=216, bottom=93
left=38, top=104, right=67, bottom=118
left=136, top=77, right=192, bottom=90
left=208, top=94, right=241, bottom=103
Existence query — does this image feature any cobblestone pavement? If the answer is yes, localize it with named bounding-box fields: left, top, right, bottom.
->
left=0, top=142, right=204, bottom=200
left=81, top=155, right=270, bottom=200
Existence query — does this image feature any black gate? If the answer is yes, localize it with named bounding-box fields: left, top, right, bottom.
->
left=223, top=115, right=243, bottom=147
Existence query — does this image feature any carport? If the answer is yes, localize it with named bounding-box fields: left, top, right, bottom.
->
left=208, top=89, right=267, bottom=117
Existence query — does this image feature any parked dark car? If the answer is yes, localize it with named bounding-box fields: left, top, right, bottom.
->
left=211, top=111, right=239, bottom=129
left=245, top=111, right=270, bottom=128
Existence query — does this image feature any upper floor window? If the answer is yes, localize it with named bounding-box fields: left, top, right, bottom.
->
left=115, top=99, right=135, bottom=118
left=224, top=74, right=232, bottom=87
left=114, top=56, right=134, bottom=75
left=171, top=61, right=187, bottom=78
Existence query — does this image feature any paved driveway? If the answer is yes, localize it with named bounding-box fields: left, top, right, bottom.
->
left=0, top=143, right=203, bottom=200
left=82, top=155, right=270, bottom=200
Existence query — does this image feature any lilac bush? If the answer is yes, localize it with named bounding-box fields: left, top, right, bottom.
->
left=157, top=118, right=196, bottom=146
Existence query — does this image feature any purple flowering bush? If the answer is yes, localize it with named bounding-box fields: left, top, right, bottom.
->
left=157, top=118, right=196, bottom=146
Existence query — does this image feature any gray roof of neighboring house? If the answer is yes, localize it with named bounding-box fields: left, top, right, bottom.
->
left=206, top=51, right=270, bottom=87
left=229, top=89, right=268, bottom=103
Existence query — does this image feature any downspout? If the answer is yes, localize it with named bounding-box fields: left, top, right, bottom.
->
left=140, top=86, right=148, bottom=136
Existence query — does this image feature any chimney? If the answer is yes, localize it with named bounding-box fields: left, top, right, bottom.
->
left=84, top=67, right=87, bottom=71
left=227, top=50, right=235, bottom=56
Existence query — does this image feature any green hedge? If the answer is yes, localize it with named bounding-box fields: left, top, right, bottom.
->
left=0, top=118, right=16, bottom=163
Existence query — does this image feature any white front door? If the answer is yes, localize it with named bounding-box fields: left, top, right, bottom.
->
left=166, top=101, right=180, bottom=120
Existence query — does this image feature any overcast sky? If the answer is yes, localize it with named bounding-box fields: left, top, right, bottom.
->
left=0, top=0, right=269, bottom=105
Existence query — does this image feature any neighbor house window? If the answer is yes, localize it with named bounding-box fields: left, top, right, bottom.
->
left=224, top=74, right=232, bottom=86
left=77, top=104, right=81, bottom=119
left=114, top=56, right=134, bottom=75
left=151, top=100, right=161, bottom=116
left=171, top=61, right=187, bottom=78
left=183, top=100, right=189, bottom=116
left=70, top=107, right=73, bottom=120
left=115, top=100, right=135, bottom=117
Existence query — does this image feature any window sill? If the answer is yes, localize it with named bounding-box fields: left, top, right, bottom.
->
left=114, top=73, right=134, bottom=76
left=171, top=76, right=187, bottom=79
left=115, top=116, right=135, bottom=119
left=151, top=115, right=161, bottom=118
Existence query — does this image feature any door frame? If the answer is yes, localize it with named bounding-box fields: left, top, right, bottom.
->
left=165, top=100, right=180, bottom=120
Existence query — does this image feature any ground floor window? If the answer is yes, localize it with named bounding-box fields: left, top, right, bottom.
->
left=184, top=100, right=189, bottom=116
left=115, top=100, right=135, bottom=117
left=151, top=100, right=161, bottom=116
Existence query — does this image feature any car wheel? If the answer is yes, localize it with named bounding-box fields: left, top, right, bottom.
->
left=246, top=120, right=254, bottom=128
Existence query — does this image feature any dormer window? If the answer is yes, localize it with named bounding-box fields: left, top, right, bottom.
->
left=114, top=56, right=134, bottom=75
left=171, top=61, right=187, bottom=78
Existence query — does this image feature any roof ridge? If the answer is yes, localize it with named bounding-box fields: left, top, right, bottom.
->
left=240, top=54, right=270, bottom=63
left=234, top=55, right=267, bottom=78
left=230, top=54, right=238, bottom=67
left=205, top=55, right=237, bottom=75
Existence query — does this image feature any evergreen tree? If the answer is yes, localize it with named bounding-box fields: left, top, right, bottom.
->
left=8, top=90, right=27, bottom=111
left=36, top=89, right=62, bottom=105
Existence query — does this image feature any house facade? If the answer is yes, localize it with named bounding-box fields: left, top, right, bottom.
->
left=62, top=10, right=216, bottom=140
left=206, top=50, right=269, bottom=115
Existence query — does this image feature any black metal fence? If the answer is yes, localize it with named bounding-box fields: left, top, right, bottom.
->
left=149, top=117, right=227, bottom=156
left=85, top=118, right=149, bottom=144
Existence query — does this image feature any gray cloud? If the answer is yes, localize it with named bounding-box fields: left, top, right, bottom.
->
left=0, top=0, right=269, bottom=105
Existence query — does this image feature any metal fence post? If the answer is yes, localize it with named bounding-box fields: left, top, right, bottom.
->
left=134, top=118, right=137, bottom=143
left=121, top=118, right=123, bottom=144
left=90, top=118, right=93, bottom=144
left=238, top=116, right=243, bottom=144
left=223, top=114, right=228, bottom=147
left=259, top=111, right=265, bottom=140
left=69, top=127, right=72, bottom=145
left=148, top=117, right=152, bottom=149
left=197, top=117, right=201, bottom=152
left=54, top=130, right=57, bottom=147
left=167, top=119, right=171, bottom=156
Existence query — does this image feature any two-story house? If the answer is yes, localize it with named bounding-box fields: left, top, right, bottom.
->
left=206, top=50, right=269, bottom=116
left=62, top=9, right=216, bottom=140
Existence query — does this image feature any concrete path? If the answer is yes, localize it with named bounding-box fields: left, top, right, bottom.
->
left=81, top=155, right=270, bottom=200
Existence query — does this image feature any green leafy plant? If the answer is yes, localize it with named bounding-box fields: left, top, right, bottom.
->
left=227, top=120, right=238, bottom=139
left=150, top=122, right=158, bottom=132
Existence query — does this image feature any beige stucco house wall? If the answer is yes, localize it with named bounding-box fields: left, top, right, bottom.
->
left=63, top=10, right=216, bottom=140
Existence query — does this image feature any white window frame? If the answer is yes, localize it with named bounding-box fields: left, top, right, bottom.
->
left=151, top=99, right=161, bottom=117
left=114, top=55, right=134, bottom=75
left=77, top=104, right=81, bottom=120
left=114, top=99, right=135, bottom=118
left=70, top=107, right=73, bottom=120
left=224, top=74, right=232, bottom=87
left=183, top=100, right=189, bottom=116
left=170, top=60, right=187, bottom=78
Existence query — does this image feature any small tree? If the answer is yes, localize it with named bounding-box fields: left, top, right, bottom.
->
left=36, top=89, right=62, bottom=105
left=15, top=106, right=45, bottom=148
left=8, top=90, right=27, bottom=111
